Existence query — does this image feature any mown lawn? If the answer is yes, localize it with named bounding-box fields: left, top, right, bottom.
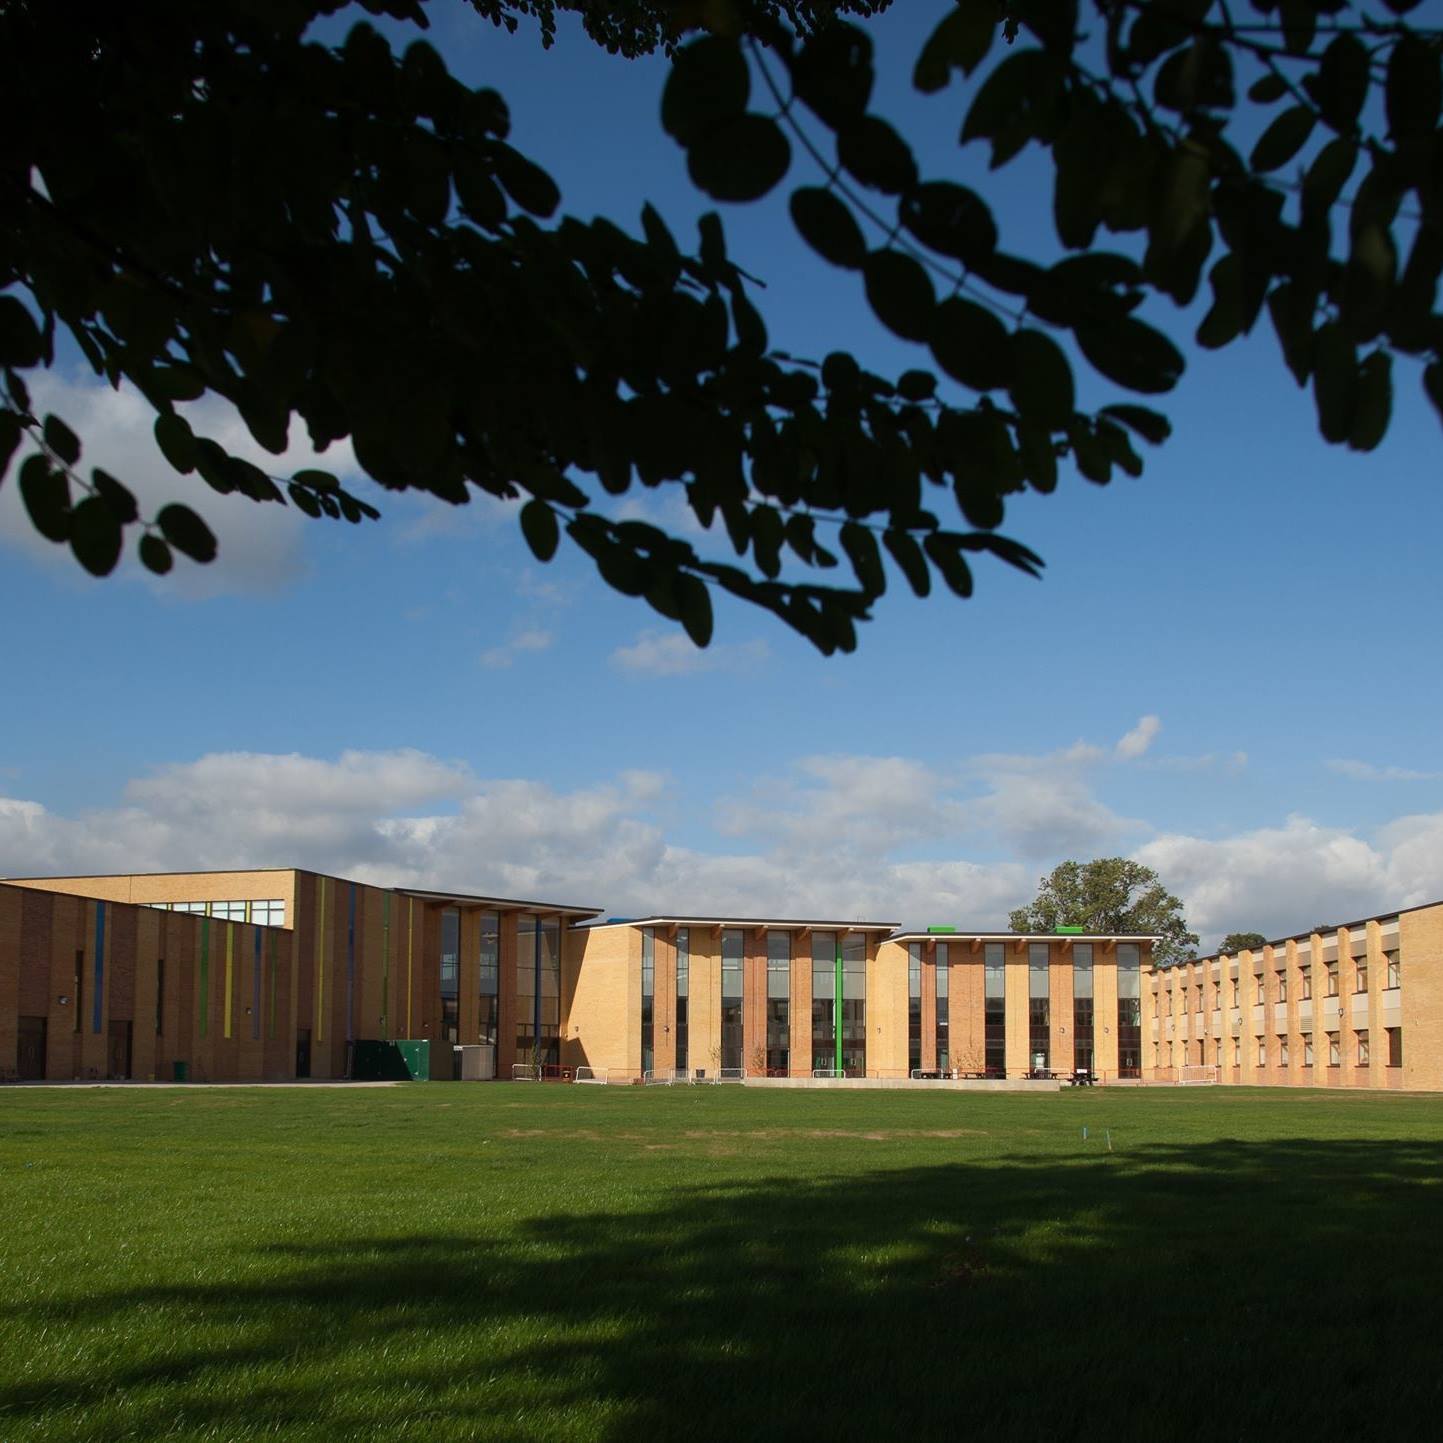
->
left=1, top=1083, right=1440, bottom=1441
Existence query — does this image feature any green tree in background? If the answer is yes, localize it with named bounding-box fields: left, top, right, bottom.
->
left=1009, top=858, right=1200, bottom=967
left=3, top=1, right=1441, bottom=654
left=1218, top=930, right=1268, bottom=955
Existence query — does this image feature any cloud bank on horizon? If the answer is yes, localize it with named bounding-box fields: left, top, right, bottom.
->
left=3, top=719, right=1439, bottom=949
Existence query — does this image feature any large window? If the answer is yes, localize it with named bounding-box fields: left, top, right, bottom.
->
left=1028, top=942, right=1050, bottom=1074
left=675, top=928, right=689, bottom=1074
left=440, top=907, right=460, bottom=1043
left=766, top=930, right=790, bottom=1075
left=1073, top=944, right=1094, bottom=1073
left=841, top=932, right=866, bottom=1076
left=907, top=943, right=922, bottom=1074
left=1328, top=1031, right=1340, bottom=1066
left=1386, top=950, right=1400, bottom=989
left=1354, top=956, right=1369, bottom=992
left=478, top=911, right=499, bottom=1045
left=641, top=927, right=655, bottom=1076
left=1326, top=964, right=1339, bottom=997
left=811, top=931, right=836, bottom=1072
left=1276, top=969, right=1287, bottom=1003
left=1356, top=1029, right=1370, bottom=1066
left=1301, top=968, right=1313, bottom=1000
left=1387, top=1027, right=1402, bottom=1067
left=935, top=943, right=949, bottom=1072
left=1117, top=943, right=1142, bottom=1078
left=984, top=942, right=1005, bottom=1077
left=1303, top=1033, right=1314, bottom=1065
left=721, top=928, right=743, bottom=1072
left=515, top=914, right=560, bottom=1068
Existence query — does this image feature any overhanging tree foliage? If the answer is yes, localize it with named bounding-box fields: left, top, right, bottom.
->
left=1009, top=857, right=1200, bottom=966
left=2, top=1, right=1440, bottom=653
left=1218, top=929, right=1269, bottom=954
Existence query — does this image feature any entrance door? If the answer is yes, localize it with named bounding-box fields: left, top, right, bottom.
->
left=17, top=1017, right=46, bottom=1080
left=107, top=1021, right=133, bottom=1080
left=296, top=1028, right=311, bottom=1079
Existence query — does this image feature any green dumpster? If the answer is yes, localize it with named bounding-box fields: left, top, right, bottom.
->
left=172, top=1060, right=188, bottom=1082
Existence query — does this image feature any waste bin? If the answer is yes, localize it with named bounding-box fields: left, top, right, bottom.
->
left=172, top=1060, right=188, bottom=1082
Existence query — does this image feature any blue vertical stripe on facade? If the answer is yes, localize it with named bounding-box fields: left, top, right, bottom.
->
left=92, top=903, right=105, bottom=1034
left=252, top=929, right=262, bottom=1041
left=346, top=884, right=356, bottom=1043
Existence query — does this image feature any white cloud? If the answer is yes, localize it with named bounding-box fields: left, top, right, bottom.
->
left=611, top=629, right=770, bottom=677
left=0, top=371, right=360, bottom=596
left=1327, top=759, right=1442, bottom=782
left=1115, top=714, right=1162, bottom=760
left=1143, top=751, right=1248, bottom=774
left=479, top=627, right=554, bottom=668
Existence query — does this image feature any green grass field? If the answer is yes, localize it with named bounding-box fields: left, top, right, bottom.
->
left=2, top=1084, right=1441, bottom=1441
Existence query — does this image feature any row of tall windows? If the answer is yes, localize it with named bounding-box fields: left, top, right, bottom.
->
left=811, top=932, right=866, bottom=1075
left=766, top=930, right=790, bottom=1074
left=984, top=942, right=1006, bottom=1076
left=935, top=943, right=949, bottom=1072
left=516, top=914, right=560, bottom=1067
left=907, top=944, right=922, bottom=1073
left=641, top=927, right=655, bottom=1075
left=1073, top=944, right=1094, bottom=1073
left=440, top=908, right=460, bottom=1043
left=149, top=899, right=286, bottom=925
left=721, top=928, right=744, bottom=1071
left=478, top=912, right=499, bottom=1045
left=1029, top=943, right=1050, bottom=1073
left=1117, top=943, right=1142, bottom=1077
left=676, top=928, right=689, bottom=1073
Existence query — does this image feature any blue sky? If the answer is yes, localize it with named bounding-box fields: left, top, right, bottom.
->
left=2, top=1, right=1441, bottom=944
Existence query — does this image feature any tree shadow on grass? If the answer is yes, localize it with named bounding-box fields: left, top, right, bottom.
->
left=3, top=1137, right=1441, bottom=1441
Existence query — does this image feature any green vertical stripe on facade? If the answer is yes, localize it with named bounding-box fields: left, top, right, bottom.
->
left=834, top=943, right=843, bottom=1075
left=199, top=918, right=210, bottom=1037
left=381, top=892, right=390, bottom=1040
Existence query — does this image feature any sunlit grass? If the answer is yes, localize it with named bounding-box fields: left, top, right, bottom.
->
left=1, top=1084, right=1440, bottom=1440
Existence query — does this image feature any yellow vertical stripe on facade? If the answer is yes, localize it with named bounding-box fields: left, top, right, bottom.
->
left=223, top=924, right=234, bottom=1038
left=315, top=876, right=327, bottom=1044
left=406, top=897, right=415, bottom=1037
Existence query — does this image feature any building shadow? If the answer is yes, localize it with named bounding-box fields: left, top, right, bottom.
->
left=2, top=1136, right=1440, bottom=1439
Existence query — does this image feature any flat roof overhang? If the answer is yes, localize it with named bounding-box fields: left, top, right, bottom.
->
left=579, top=916, right=898, bottom=932
left=395, top=887, right=601, bottom=920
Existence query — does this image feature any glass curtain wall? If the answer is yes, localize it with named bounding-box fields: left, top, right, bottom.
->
left=440, top=907, right=460, bottom=1042
left=766, top=930, right=790, bottom=1074
left=1028, top=943, right=1049, bottom=1073
left=515, top=914, right=561, bottom=1069
left=641, top=927, right=655, bottom=1076
left=675, top=928, right=689, bottom=1074
left=478, top=911, right=499, bottom=1045
left=721, top=928, right=743, bottom=1071
left=515, top=914, right=536, bottom=1063
left=841, top=932, right=866, bottom=1076
left=1117, top=942, right=1142, bottom=1077
left=984, top=942, right=1006, bottom=1075
left=1073, top=944, right=1094, bottom=1072
left=935, top=942, right=949, bottom=1072
left=811, top=931, right=835, bottom=1071
left=907, top=943, right=922, bottom=1073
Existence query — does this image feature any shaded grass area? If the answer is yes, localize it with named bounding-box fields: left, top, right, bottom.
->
left=2, top=1085, right=1441, bottom=1441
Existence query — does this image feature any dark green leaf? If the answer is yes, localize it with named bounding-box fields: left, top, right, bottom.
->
left=1386, top=34, right=1441, bottom=140
left=1315, top=33, right=1368, bottom=132
left=960, top=49, right=1065, bottom=167
left=1154, top=37, right=1233, bottom=113
left=863, top=250, right=935, bottom=343
left=42, top=414, right=80, bottom=467
left=914, top=3, right=999, bottom=92
left=1075, top=317, right=1185, bottom=394
left=1008, top=329, right=1075, bottom=428
left=493, top=145, right=559, bottom=218
left=1349, top=350, right=1391, bottom=451
left=0, top=408, right=24, bottom=480
left=1268, top=282, right=1315, bottom=386
left=1302, top=137, right=1358, bottom=220
left=1248, top=74, right=1288, bottom=104
left=92, top=468, right=138, bottom=524
left=840, top=522, right=886, bottom=597
left=157, top=503, right=218, bottom=563
left=837, top=116, right=917, bottom=195
left=288, top=483, right=323, bottom=518
left=900, top=183, right=997, bottom=266
left=1100, top=404, right=1172, bottom=445
left=929, top=296, right=1011, bottom=391
left=661, top=36, right=749, bottom=146
left=789, top=187, right=866, bottom=270
left=154, top=413, right=198, bottom=474
left=923, top=533, right=974, bottom=597
left=883, top=528, right=931, bottom=597
left=1424, top=361, right=1443, bottom=430
left=1311, top=322, right=1357, bottom=444
left=687, top=115, right=791, bottom=203
left=792, top=23, right=873, bottom=130
left=19, top=453, right=69, bottom=542
left=1015, top=420, right=1058, bottom=492
left=68, top=495, right=123, bottom=576
left=0, top=296, right=42, bottom=369
left=520, top=498, right=559, bottom=561
left=897, top=369, right=937, bottom=402
left=1250, top=105, right=1316, bottom=173
left=676, top=572, right=713, bottom=648
left=139, top=534, right=173, bottom=575
left=292, top=468, right=340, bottom=492
left=1277, top=0, right=1317, bottom=57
